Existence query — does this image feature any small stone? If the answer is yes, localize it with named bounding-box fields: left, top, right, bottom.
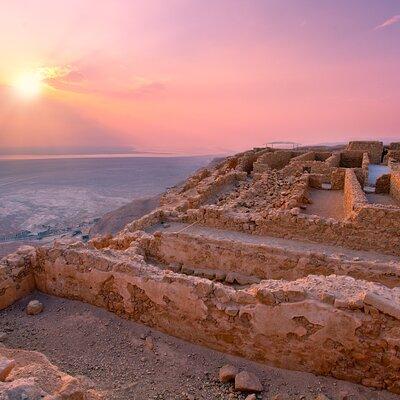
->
left=271, top=395, right=289, bottom=400
left=0, top=332, right=7, bottom=342
left=315, top=394, right=331, bottom=400
left=26, top=300, right=43, bottom=315
left=225, top=306, right=239, bottom=317
left=145, top=336, right=155, bottom=350
left=219, top=364, right=238, bottom=383
left=0, top=357, right=16, bottom=381
left=234, top=371, right=262, bottom=392
left=245, top=395, right=257, bottom=400
left=290, top=207, right=301, bottom=216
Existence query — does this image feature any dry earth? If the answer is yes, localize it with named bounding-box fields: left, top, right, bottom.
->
left=1, top=293, right=398, bottom=400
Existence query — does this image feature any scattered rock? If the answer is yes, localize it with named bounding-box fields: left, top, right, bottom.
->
left=245, top=394, right=257, bottom=400
left=315, top=394, right=331, bottom=400
left=26, top=300, right=43, bottom=315
left=219, top=364, right=238, bottom=383
left=234, top=371, right=262, bottom=393
left=290, top=207, right=301, bottom=216
left=0, top=377, right=48, bottom=399
left=0, top=357, right=16, bottom=381
left=145, top=336, right=155, bottom=350
left=0, top=332, right=7, bottom=342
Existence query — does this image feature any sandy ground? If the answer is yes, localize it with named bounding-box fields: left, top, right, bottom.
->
left=148, top=222, right=400, bottom=263
left=0, top=293, right=398, bottom=400
left=305, top=189, right=345, bottom=220
left=90, top=195, right=160, bottom=236
left=366, top=193, right=400, bottom=207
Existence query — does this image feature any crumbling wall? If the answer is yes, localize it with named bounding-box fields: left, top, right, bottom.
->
left=384, top=150, right=400, bottom=165
left=343, top=169, right=368, bottom=218
left=0, top=246, right=36, bottom=310
left=1, top=242, right=398, bottom=393
left=390, top=142, right=400, bottom=150
left=376, top=174, right=391, bottom=194
left=346, top=141, right=383, bottom=164
left=145, top=231, right=400, bottom=288
left=331, top=167, right=365, bottom=190
left=186, top=205, right=400, bottom=255
left=253, top=151, right=295, bottom=173
left=340, top=151, right=364, bottom=168
left=390, top=171, right=400, bottom=203
left=325, top=153, right=340, bottom=167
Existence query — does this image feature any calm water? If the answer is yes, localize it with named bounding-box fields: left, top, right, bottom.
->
left=0, top=156, right=213, bottom=236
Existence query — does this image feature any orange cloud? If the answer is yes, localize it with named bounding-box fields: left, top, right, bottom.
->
left=42, top=64, right=166, bottom=99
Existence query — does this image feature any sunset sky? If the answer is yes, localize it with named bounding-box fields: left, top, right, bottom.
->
left=0, top=0, right=399, bottom=155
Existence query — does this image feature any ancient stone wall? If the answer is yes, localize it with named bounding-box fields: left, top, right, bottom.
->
left=145, top=231, right=400, bottom=288
left=390, top=142, right=400, bottom=150
left=186, top=205, right=400, bottom=255
left=325, top=153, right=340, bottom=167
left=0, top=246, right=36, bottom=310
left=390, top=171, right=400, bottom=203
left=384, top=150, right=400, bottom=165
left=340, top=151, right=364, bottom=168
left=376, top=174, right=391, bottom=194
left=253, top=151, right=295, bottom=173
left=331, top=167, right=365, bottom=190
left=343, top=169, right=368, bottom=218
left=281, top=160, right=334, bottom=182
left=346, top=141, right=383, bottom=164
left=2, top=243, right=400, bottom=393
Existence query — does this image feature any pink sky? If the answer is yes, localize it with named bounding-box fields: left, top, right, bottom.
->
left=0, top=0, right=399, bottom=154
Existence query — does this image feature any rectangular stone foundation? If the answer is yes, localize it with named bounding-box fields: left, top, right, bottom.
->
left=2, top=242, right=400, bottom=393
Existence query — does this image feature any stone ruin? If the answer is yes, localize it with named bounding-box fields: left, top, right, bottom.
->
left=1, top=141, right=400, bottom=394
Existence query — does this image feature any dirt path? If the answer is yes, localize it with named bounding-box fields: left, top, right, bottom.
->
left=148, top=222, right=400, bottom=264
left=1, top=293, right=398, bottom=400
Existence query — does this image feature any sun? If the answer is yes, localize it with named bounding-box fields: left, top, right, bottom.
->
left=13, top=71, right=43, bottom=99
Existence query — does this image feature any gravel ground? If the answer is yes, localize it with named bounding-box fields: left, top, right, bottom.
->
left=1, top=293, right=399, bottom=400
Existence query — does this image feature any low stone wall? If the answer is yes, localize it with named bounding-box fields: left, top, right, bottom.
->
left=2, top=242, right=400, bottom=393
left=186, top=205, right=400, bottom=255
left=146, top=231, right=400, bottom=288
left=384, top=150, right=400, bottom=164
left=331, top=167, right=365, bottom=190
left=389, top=142, right=400, bottom=150
left=376, top=174, right=391, bottom=194
left=281, top=160, right=334, bottom=182
left=390, top=171, right=400, bottom=203
left=325, top=153, right=340, bottom=167
left=253, top=150, right=295, bottom=172
left=346, top=141, right=383, bottom=164
left=340, top=151, right=364, bottom=168
left=343, top=169, right=368, bottom=218
left=0, top=246, right=36, bottom=309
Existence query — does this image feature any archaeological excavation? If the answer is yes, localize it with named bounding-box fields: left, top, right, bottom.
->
left=1, top=141, right=400, bottom=399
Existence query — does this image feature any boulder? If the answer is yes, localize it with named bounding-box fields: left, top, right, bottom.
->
left=0, top=357, right=16, bottom=381
left=234, top=371, right=262, bottom=392
left=26, top=300, right=43, bottom=315
left=219, top=364, right=238, bottom=383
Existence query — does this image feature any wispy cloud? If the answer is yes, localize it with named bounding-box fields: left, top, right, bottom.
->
left=40, top=63, right=166, bottom=99
left=374, top=15, right=400, bottom=30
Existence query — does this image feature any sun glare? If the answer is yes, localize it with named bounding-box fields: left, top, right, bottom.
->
left=13, top=71, right=43, bottom=99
